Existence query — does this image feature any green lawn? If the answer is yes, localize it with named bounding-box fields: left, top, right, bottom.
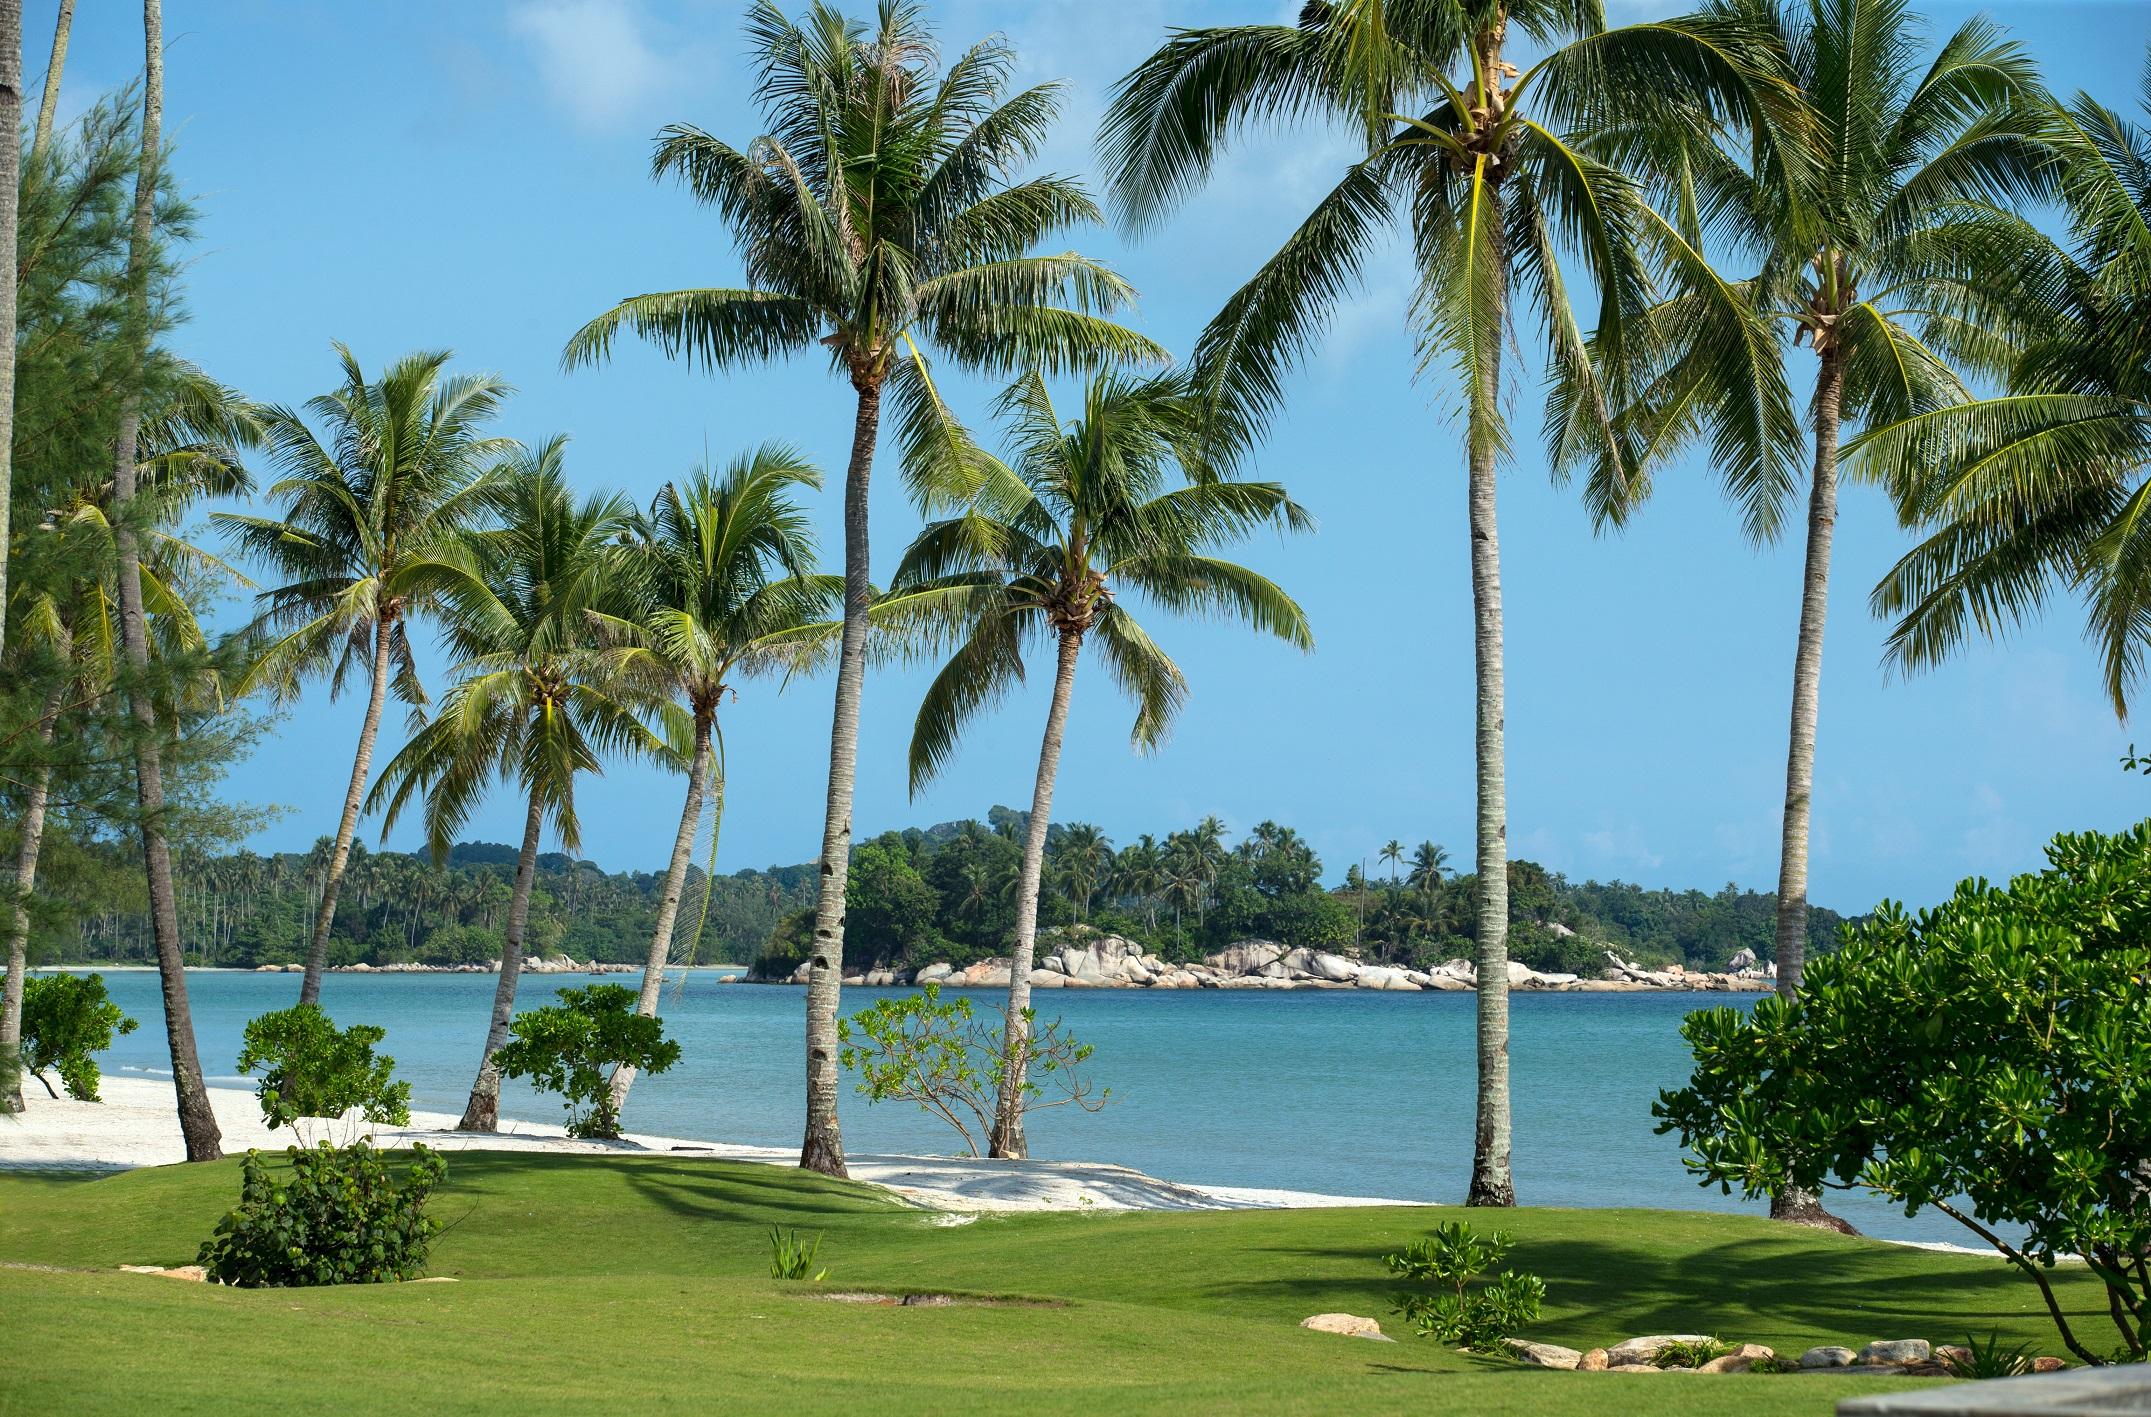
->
left=0, top=1154, right=2106, bottom=1414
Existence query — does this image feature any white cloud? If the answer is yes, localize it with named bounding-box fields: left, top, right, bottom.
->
left=509, top=0, right=680, bottom=131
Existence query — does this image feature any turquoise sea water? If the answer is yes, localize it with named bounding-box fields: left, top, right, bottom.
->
left=73, top=969, right=1961, bottom=1243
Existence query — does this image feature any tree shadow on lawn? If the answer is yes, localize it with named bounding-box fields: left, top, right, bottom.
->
left=1209, top=1231, right=2106, bottom=1344
left=613, top=1158, right=903, bottom=1225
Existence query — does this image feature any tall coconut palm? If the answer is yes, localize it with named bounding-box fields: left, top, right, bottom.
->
left=1409, top=840, right=1449, bottom=893
left=103, top=0, right=229, bottom=1160
left=886, top=369, right=1311, bottom=1157
left=1589, top=0, right=2050, bottom=1226
left=564, top=0, right=1163, bottom=1178
left=1379, top=838, right=1405, bottom=886
left=0, top=0, right=21, bottom=659
left=1855, top=64, right=2151, bottom=714
left=593, top=446, right=840, bottom=1120
left=368, top=439, right=663, bottom=1132
left=1103, top=0, right=1798, bottom=1205
left=1, top=372, right=256, bottom=1111
left=1592, top=0, right=2047, bottom=996
left=216, top=347, right=513, bottom=1006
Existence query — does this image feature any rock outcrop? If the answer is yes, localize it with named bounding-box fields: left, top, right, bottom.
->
left=757, top=927, right=1781, bottom=993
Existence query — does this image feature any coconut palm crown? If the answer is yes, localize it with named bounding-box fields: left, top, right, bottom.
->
left=1856, top=57, right=2151, bottom=713
left=1101, top=0, right=1806, bottom=1209
left=888, top=369, right=1313, bottom=794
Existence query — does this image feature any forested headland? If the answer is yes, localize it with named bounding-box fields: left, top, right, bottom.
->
left=19, top=806, right=1845, bottom=977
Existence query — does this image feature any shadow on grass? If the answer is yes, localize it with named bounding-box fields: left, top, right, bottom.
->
left=1206, top=1229, right=2108, bottom=1343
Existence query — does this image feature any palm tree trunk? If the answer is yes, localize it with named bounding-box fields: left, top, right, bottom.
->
left=1466, top=207, right=1515, bottom=1210
left=0, top=0, right=21, bottom=665
left=609, top=713, right=711, bottom=1117
left=29, top=0, right=64, bottom=159
left=1767, top=345, right=1857, bottom=1234
left=298, top=614, right=394, bottom=1005
left=459, top=785, right=544, bottom=1132
left=109, top=0, right=216, bottom=1161
left=990, top=626, right=1081, bottom=1160
left=800, top=376, right=882, bottom=1179
left=0, top=692, right=59, bottom=1113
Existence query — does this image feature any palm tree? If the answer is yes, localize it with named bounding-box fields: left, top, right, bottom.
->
left=1599, top=0, right=2047, bottom=1002
left=564, top=0, right=1162, bottom=1178
left=1102, top=0, right=1794, bottom=1205
left=886, top=369, right=1311, bottom=1157
left=594, top=446, right=840, bottom=1119
left=1594, top=1, right=2049, bottom=1224
left=1856, top=63, right=2151, bottom=714
left=1115, top=833, right=1165, bottom=929
left=1409, top=841, right=1450, bottom=894
left=1, top=373, right=255, bottom=1111
left=0, top=0, right=21, bottom=658
left=368, top=439, right=663, bottom=1132
left=105, top=0, right=227, bottom=1160
left=1379, top=838, right=1405, bottom=886
left=217, top=347, right=513, bottom=1006
left=30, top=0, right=71, bottom=159
left=1052, top=823, right=1113, bottom=921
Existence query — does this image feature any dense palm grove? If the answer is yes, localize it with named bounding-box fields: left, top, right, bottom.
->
left=1, top=0, right=2147, bottom=1210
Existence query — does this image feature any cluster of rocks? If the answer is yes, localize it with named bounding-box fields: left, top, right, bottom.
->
left=773, top=932, right=1776, bottom=993
left=1303, top=1322, right=2070, bottom=1378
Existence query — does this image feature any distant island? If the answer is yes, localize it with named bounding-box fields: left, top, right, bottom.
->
left=30, top=808, right=1847, bottom=982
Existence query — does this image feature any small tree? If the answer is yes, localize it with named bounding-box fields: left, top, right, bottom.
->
left=491, top=984, right=680, bottom=1139
left=20, top=974, right=138, bottom=1101
left=1383, top=1222, right=1546, bottom=1352
left=235, top=1004, right=410, bottom=1130
left=1656, top=822, right=2151, bottom=1366
left=837, top=983, right=1107, bottom=1157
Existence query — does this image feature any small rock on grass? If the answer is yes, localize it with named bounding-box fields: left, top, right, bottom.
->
left=1858, top=1340, right=1931, bottom=1365
left=2032, top=1357, right=2067, bottom=1373
left=1799, top=1345, right=1856, bottom=1368
left=1300, top=1313, right=1392, bottom=1342
left=1504, top=1340, right=1583, bottom=1369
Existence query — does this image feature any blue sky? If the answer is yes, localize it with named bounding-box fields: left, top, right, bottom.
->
left=39, top=0, right=2151, bottom=911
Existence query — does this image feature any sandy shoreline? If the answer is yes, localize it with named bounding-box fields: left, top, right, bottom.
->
left=0, top=1076, right=1420, bottom=1214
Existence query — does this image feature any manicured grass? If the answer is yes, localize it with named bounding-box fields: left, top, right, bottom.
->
left=0, top=1154, right=2109, bottom=1414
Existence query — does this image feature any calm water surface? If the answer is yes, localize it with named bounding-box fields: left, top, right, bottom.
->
left=74, top=969, right=1954, bottom=1242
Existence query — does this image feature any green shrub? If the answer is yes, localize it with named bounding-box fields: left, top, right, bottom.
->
left=235, top=1004, right=410, bottom=1129
left=1656, top=821, right=2151, bottom=1367
left=838, top=983, right=1108, bottom=1156
left=197, top=1141, right=447, bottom=1287
left=20, top=973, right=137, bottom=1101
left=769, top=1227, right=826, bottom=1281
left=1653, top=1337, right=1731, bottom=1369
left=1942, top=1331, right=2036, bottom=1380
left=1383, top=1222, right=1546, bottom=1352
left=491, top=983, right=680, bottom=1138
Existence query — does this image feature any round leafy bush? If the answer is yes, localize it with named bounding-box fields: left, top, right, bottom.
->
left=491, top=983, right=680, bottom=1138
left=20, top=972, right=137, bottom=1101
left=1656, top=822, right=2151, bottom=1366
left=235, top=1004, right=411, bottom=1129
left=197, top=1141, right=447, bottom=1287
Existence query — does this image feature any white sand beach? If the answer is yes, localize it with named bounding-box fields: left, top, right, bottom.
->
left=1, top=1076, right=1420, bottom=1214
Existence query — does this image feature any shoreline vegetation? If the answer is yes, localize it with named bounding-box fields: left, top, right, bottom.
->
left=22, top=814, right=1845, bottom=986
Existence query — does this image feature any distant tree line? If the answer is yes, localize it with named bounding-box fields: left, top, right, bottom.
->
left=23, top=808, right=1842, bottom=978
left=21, top=834, right=815, bottom=970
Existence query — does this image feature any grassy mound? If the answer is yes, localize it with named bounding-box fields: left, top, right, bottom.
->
left=0, top=1154, right=2105, bottom=1414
